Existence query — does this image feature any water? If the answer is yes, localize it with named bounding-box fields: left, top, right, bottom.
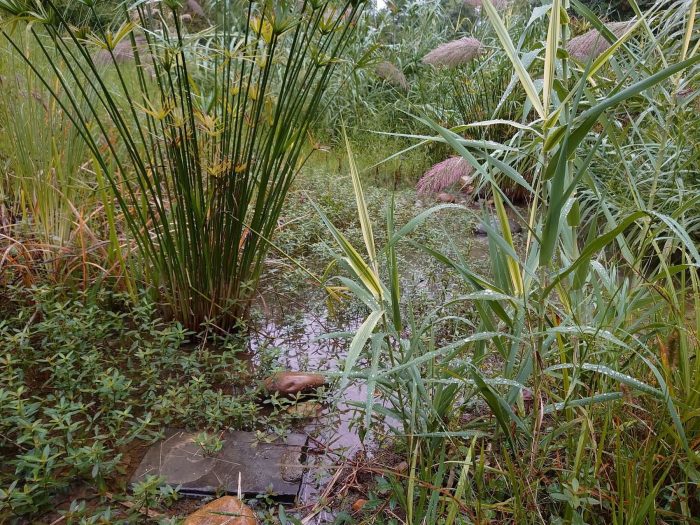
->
left=249, top=298, right=371, bottom=523
left=246, top=221, right=500, bottom=521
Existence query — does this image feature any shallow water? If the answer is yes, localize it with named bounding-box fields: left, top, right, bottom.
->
left=246, top=205, right=515, bottom=521
left=248, top=298, right=369, bottom=522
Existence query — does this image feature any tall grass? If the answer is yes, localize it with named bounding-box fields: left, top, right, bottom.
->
left=319, top=0, right=700, bottom=521
left=0, top=37, right=102, bottom=284
left=0, top=0, right=365, bottom=330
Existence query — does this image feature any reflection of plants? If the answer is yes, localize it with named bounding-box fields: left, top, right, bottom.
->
left=0, top=0, right=365, bottom=330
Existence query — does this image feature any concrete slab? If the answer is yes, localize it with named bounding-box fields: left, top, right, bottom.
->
left=131, top=430, right=308, bottom=501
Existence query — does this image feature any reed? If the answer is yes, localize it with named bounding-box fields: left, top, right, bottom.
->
left=319, top=0, right=700, bottom=522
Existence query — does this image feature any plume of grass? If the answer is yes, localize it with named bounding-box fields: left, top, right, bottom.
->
left=0, top=0, right=365, bottom=330
left=566, top=20, right=634, bottom=62
left=185, top=0, right=205, bottom=18
left=422, top=37, right=484, bottom=68
left=416, top=156, right=474, bottom=194
left=374, top=60, right=409, bottom=91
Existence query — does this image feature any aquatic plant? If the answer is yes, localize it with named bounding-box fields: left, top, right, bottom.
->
left=0, top=0, right=366, bottom=330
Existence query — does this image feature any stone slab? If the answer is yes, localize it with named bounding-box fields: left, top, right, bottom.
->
left=131, top=430, right=308, bottom=501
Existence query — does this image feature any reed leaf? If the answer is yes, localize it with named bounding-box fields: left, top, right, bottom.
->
left=482, top=0, right=545, bottom=119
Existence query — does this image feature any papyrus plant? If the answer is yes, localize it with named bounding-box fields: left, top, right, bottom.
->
left=0, top=0, right=365, bottom=330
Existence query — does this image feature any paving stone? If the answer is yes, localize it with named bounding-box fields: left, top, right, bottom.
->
left=131, top=430, right=307, bottom=501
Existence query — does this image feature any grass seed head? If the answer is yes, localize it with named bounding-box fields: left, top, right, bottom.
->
left=422, top=37, right=484, bottom=68
left=374, top=61, right=409, bottom=91
left=185, top=0, right=205, bottom=18
left=417, top=156, right=474, bottom=194
left=566, top=21, right=633, bottom=62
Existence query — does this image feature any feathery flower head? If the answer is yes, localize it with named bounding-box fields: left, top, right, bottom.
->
left=422, top=37, right=484, bottom=68
left=185, top=0, right=205, bottom=17
left=567, top=21, right=633, bottom=62
left=417, top=156, right=474, bottom=194
left=374, top=61, right=409, bottom=90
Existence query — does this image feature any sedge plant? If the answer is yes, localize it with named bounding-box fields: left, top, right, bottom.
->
left=0, top=0, right=366, bottom=330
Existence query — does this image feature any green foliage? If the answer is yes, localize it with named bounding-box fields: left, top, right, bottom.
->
left=317, top=0, right=700, bottom=523
left=0, top=0, right=366, bottom=330
left=0, top=285, right=268, bottom=521
left=0, top=35, right=96, bottom=278
left=0, top=0, right=698, bottom=523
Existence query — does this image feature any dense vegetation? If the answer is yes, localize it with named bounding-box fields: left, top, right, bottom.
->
left=0, top=0, right=698, bottom=523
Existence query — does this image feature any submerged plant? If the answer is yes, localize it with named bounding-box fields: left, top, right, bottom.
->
left=0, top=0, right=365, bottom=330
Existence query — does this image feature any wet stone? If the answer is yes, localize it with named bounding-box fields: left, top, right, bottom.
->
left=263, top=372, right=325, bottom=396
left=436, top=192, right=457, bottom=203
left=131, top=430, right=307, bottom=501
